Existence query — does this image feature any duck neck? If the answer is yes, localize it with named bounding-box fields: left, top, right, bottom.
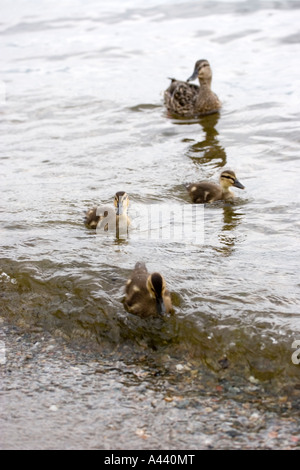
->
left=199, top=77, right=212, bottom=89
left=220, top=184, right=234, bottom=198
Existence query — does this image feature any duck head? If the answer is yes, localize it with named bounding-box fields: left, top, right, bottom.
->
left=219, top=170, right=245, bottom=190
left=147, top=272, right=167, bottom=316
left=187, top=59, right=212, bottom=83
left=114, top=191, right=130, bottom=216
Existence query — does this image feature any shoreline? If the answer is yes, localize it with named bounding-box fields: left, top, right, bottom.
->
left=0, top=318, right=299, bottom=450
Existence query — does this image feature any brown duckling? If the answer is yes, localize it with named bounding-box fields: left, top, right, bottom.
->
left=84, top=191, right=130, bottom=231
left=164, top=59, right=222, bottom=118
left=186, top=170, right=245, bottom=203
left=124, top=262, right=173, bottom=318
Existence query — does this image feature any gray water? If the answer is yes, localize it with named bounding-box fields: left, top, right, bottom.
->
left=1, top=0, right=300, bottom=421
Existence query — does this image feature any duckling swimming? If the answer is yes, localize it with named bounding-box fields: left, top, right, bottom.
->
left=186, top=170, right=245, bottom=203
left=124, top=262, right=173, bottom=318
left=164, top=59, right=222, bottom=118
left=84, top=191, right=130, bottom=233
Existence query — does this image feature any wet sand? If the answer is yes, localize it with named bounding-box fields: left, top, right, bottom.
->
left=0, top=319, right=299, bottom=450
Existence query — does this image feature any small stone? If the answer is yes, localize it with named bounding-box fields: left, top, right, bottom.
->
left=248, top=375, right=260, bottom=384
left=135, top=428, right=148, bottom=439
left=204, top=407, right=213, bottom=413
left=176, top=364, right=189, bottom=372
left=24, top=354, right=33, bottom=361
left=49, top=405, right=58, bottom=412
left=278, top=396, right=288, bottom=403
left=204, top=438, right=213, bottom=447
left=218, top=357, right=230, bottom=369
left=164, top=396, right=173, bottom=402
left=249, top=412, right=260, bottom=422
left=226, top=430, right=240, bottom=438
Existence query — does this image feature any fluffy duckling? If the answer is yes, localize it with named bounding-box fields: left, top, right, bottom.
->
left=124, top=262, right=173, bottom=318
left=84, top=191, right=130, bottom=231
left=164, top=59, right=222, bottom=118
left=186, top=170, right=245, bottom=203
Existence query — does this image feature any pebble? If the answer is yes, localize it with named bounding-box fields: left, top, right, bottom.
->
left=164, top=396, right=173, bottom=402
left=175, top=364, right=190, bottom=372
left=248, top=376, right=260, bottom=384
left=49, top=405, right=58, bottom=412
left=249, top=412, right=260, bottom=422
left=204, top=407, right=213, bottom=413
left=135, top=428, right=148, bottom=439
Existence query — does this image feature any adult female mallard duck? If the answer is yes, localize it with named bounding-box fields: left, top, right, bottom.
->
left=185, top=170, right=245, bottom=203
left=164, top=59, right=222, bottom=118
left=124, top=262, right=173, bottom=318
left=84, top=191, right=130, bottom=232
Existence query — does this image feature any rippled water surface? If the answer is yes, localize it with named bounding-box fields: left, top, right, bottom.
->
left=1, top=0, right=300, bottom=424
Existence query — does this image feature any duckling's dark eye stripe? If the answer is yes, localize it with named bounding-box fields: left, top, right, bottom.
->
left=222, top=175, right=235, bottom=182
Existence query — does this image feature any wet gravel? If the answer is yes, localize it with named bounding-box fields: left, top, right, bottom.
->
left=0, top=318, right=299, bottom=450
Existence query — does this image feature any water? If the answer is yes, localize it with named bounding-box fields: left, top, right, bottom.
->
left=1, top=0, right=300, bottom=419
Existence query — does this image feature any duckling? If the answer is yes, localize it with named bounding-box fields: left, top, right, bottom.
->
left=84, top=191, right=130, bottom=232
left=186, top=170, right=245, bottom=203
left=124, top=262, right=173, bottom=318
left=164, top=59, right=222, bottom=118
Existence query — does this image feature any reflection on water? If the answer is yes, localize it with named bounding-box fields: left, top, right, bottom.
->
left=222, top=204, right=242, bottom=231
left=186, top=114, right=227, bottom=169
left=217, top=204, right=244, bottom=256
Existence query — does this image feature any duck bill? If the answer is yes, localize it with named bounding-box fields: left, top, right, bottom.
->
left=116, top=203, right=123, bottom=215
left=233, top=179, right=245, bottom=190
left=156, top=297, right=166, bottom=316
left=187, top=67, right=198, bottom=82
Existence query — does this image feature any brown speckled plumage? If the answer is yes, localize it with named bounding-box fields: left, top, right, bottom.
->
left=124, top=262, right=173, bottom=318
left=186, top=170, right=245, bottom=203
left=164, top=59, right=221, bottom=118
